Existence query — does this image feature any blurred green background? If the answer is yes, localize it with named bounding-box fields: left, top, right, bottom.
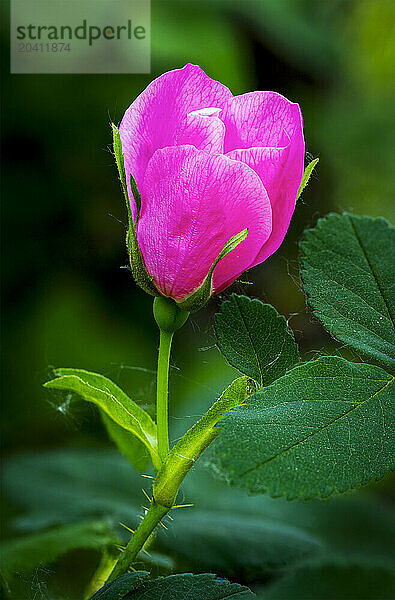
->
left=1, top=1, right=395, bottom=598
left=1, top=0, right=394, bottom=482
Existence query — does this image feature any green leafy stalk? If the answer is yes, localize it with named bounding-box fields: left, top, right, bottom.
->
left=153, top=377, right=252, bottom=508
left=105, top=377, right=252, bottom=583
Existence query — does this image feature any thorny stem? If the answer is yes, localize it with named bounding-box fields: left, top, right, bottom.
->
left=106, top=502, right=169, bottom=583
left=102, top=297, right=189, bottom=586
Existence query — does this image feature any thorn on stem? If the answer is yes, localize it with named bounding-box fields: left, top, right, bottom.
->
left=141, top=488, right=152, bottom=503
left=119, top=522, right=135, bottom=534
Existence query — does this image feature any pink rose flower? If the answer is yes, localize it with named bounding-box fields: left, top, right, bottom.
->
left=119, top=64, right=304, bottom=306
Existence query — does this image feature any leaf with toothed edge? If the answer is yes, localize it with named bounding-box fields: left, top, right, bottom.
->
left=90, top=571, right=256, bottom=600
left=215, top=294, right=300, bottom=387
left=158, top=463, right=395, bottom=575
left=301, top=213, right=395, bottom=372
left=213, top=356, right=394, bottom=500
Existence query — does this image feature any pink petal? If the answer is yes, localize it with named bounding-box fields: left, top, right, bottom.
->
left=227, top=144, right=304, bottom=265
left=136, top=146, right=272, bottom=300
left=223, top=92, right=304, bottom=264
left=119, top=64, right=232, bottom=220
left=221, top=91, right=302, bottom=152
left=175, top=108, right=225, bottom=154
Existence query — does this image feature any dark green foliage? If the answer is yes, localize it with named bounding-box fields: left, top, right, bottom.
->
left=92, top=572, right=255, bottom=600
left=215, top=295, right=300, bottom=387
left=2, top=449, right=143, bottom=531
left=213, top=357, right=394, bottom=499
left=214, top=214, right=395, bottom=502
left=3, top=449, right=395, bottom=598
left=301, top=214, right=395, bottom=371
left=164, top=465, right=395, bottom=574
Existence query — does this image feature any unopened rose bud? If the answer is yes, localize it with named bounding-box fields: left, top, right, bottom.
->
left=115, top=64, right=305, bottom=311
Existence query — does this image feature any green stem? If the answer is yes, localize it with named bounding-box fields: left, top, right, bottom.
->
left=84, top=550, right=117, bottom=599
left=156, top=329, right=173, bottom=463
left=107, top=502, right=169, bottom=583
left=153, top=296, right=189, bottom=464
left=104, top=298, right=189, bottom=586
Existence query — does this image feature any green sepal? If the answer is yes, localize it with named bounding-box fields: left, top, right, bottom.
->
left=296, top=157, right=319, bottom=201
left=111, top=122, right=128, bottom=208
left=130, top=173, right=142, bottom=218
left=126, top=227, right=160, bottom=297
left=111, top=122, right=159, bottom=298
left=177, top=229, right=249, bottom=313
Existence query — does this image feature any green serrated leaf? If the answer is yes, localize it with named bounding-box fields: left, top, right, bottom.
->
left=101, top=412, right=149, bottom=472
left=296, top=157, right=319, bottom=201
left=0, top=521, right=116, bottom=581
left=93, top=572, right=255, bottom=600
left=44, top=368, right=161, bottom=471
left=215, top=294, right=300, bottom=387
left=154, top=376, right=253, bottom=507
left=257, top=565, right=395, bottom=600
left=177, top=230, right=248, bottom=313
left=214, top=356, right=395, bottom=499
left=301, top=213, right=395, bottom=372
